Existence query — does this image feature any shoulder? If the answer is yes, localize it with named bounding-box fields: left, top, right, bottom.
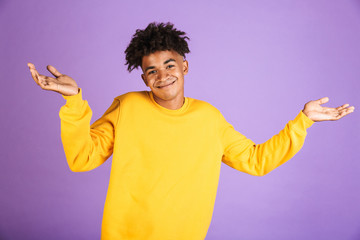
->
left=188, top=97, right=222, bottom=116
left=114, top=91, right=149, bottom=103
left=189, top=98, right=232, bottom=130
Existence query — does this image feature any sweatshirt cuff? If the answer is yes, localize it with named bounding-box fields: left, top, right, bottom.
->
left=292, top=110, right=314, bottom=132
left=62, top=88, right=83, bottom=109
left=300, top=110, right=315, bottom=127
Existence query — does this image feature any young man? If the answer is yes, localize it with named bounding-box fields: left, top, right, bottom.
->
left=28, top=22, right=354, bottom=240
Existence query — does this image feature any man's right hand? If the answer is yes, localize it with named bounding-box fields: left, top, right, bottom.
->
left=28, top=63, right=79, bottom=96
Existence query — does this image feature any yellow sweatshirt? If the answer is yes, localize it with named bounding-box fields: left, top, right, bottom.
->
left=59, top=88, right=314, bottom=240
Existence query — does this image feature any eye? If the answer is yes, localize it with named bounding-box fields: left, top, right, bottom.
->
left=148, top=70, right=156, bottom=75
left=166, top=65, right=175, bottom=69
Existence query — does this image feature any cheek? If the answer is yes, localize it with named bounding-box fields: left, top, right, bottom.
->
left=173, top=70, right=183, bottom=78
left=146, top=78, right=155, bottom=86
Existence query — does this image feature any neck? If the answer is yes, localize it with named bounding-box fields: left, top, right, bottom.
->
left=153, top=93, right=185, bottom=110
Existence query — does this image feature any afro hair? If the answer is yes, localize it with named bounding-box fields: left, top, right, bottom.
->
left=124, top=22, right=190, bottom=72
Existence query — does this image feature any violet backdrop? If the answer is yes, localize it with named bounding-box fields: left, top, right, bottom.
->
left=1, top=0, right=359, bottom=239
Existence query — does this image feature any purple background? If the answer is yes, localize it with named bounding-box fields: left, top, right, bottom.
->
left=1, top=0, right=359, bottom=239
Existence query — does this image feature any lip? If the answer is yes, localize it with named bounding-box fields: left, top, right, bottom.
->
left=157, top=80, right=176, bottom=88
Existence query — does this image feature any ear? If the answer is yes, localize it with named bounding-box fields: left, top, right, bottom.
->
left=141, top=74, right=148, bottom=86
left=183, top=60, right=189, bottom=75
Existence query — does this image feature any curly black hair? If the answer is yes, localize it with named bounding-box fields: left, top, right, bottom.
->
left=124, top=22, right=190, bottom=72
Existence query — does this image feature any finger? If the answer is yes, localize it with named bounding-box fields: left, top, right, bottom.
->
left=336, top=104, right=349, bottom=111
left=27, top=62, right=35, bottom=69
left=325, top=104, right=352, bottom=112
left=47, top=65, right=62, bottom=78
left=338, top=106, right=355, bottom=114
left=337, top=111, right=350, bottom=119
left=28, top=63, right=41, bottom=85
left=335, top=107, right=355, bottom=120
left=337, top=107, right=354, bottom=115
left=315, top=97, right=329, bottom=105
left=345, top=106, right=355, bottom=112
left=29, top=68, right=40, bottom=85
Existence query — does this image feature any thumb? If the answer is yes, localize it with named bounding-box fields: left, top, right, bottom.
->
left=316, top=97, right=329, bottom=105
left=47, top=65, right=62, bottom=78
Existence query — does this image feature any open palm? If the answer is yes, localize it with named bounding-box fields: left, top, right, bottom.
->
left=302, top=97, right=355, bottom=122
left=28, top=63, right=79, bottom=96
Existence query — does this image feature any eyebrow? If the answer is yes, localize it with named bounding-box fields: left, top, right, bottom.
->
left=144, top=58, right=176, bottom=73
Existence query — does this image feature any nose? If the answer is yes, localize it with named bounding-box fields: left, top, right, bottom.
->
left=157, top=68, right=169, bottom=81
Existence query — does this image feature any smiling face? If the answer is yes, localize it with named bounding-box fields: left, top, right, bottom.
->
left=141, top=50, right=189, bottom=109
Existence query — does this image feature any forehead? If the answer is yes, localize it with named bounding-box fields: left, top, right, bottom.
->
left=142, top=50, right=182, bottom=67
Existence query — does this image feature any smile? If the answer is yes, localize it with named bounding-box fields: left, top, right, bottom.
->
left=157, top=80, right=176, bottom=88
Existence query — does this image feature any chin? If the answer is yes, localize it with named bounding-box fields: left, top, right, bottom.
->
left=153, top=89, right=178, bottom=101
left=158, top=93, right=177, bottom=101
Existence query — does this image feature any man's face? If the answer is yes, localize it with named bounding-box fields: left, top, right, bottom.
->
left=141, top=50, right=188, bottom=105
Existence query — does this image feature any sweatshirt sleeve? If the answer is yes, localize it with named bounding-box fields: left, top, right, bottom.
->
left=59, top=88, right=120, bottom=172
left=220, top=110, right=314, bottom=176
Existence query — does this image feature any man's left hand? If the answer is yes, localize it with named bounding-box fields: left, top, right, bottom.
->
left=302, top=97, right=355, bottom=122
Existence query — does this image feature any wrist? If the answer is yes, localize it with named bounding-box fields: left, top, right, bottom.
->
left=302, top=109, right=314, bottom=122
left=62, top=87, right=80, bottom=96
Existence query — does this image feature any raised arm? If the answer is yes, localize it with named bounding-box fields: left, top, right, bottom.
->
left=220, top=97, right=354, bottom=176
left=59, top=90, right=120, bottom=172
left=28, top=63, right=119, bottom=172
